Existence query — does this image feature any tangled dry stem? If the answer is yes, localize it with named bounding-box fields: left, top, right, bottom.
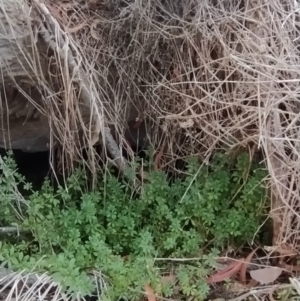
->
left=66, top=0, right=300, bottom=250
left=0, top=267, right=106, bottom=301
left=1, top=0, right=300, bottom=250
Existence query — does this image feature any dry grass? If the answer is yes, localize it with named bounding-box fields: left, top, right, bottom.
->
left=64, top=0, right=300, bottom=251
left=0, top=0, right=106, bottom=182
left=1, top=0, right=300, bottom=279
left=0, top=268, right=106, bottom=301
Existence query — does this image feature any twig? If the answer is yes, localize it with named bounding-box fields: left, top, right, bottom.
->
left=104, top=127, right=128, bottom=173
left=105, top=127, right=142, bottom=189
left=0, top=267, right=39, bottom=287
left=0, top=227, right=27, bottom=234
left=229, top=283, right=294, bottom=301
left=32, top=0, right=129, bottom=176
left=0, top=266, right=107, bottom=297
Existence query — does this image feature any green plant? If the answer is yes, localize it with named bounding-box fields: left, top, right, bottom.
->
left=276, top=287, right=300, bottom=301
left=0, top=151, right=268, bottom=301
left=0, top=151, right=30, bottom=225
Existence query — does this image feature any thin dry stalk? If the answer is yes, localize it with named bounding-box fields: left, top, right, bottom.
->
left=1, top=0, right=300, bottom=266
left=0, top=267, right=107, bottom=301
left=32, top=0, right=128, bottom=179
left=68, top=0, right=300, bottom=249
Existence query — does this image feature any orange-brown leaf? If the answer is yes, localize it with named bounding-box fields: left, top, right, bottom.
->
left=206, top=261, right=243, bottom=284
left=240, top=248, right=258, bottom=284
left=144, top=284, right=156, bottom=301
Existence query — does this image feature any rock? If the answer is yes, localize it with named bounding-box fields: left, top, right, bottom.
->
left=0, top=118, right=50, bottom=153
left=0, top=87, right=50, bottom=153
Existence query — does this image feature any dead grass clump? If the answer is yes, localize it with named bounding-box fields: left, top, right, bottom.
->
left=62, top=0, right=300, bottom=249
left=0, top=0, right=106, bottom=182
left=1, top=0, right=300, bottom=249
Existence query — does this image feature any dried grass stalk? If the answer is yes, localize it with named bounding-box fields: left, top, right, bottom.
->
left=66, top=0, right=300, bottom=248
left=1, top=0, right=300, bottom=248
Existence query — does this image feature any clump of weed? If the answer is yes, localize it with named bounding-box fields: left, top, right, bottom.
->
left=0, top=151, right=267, bottom=300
